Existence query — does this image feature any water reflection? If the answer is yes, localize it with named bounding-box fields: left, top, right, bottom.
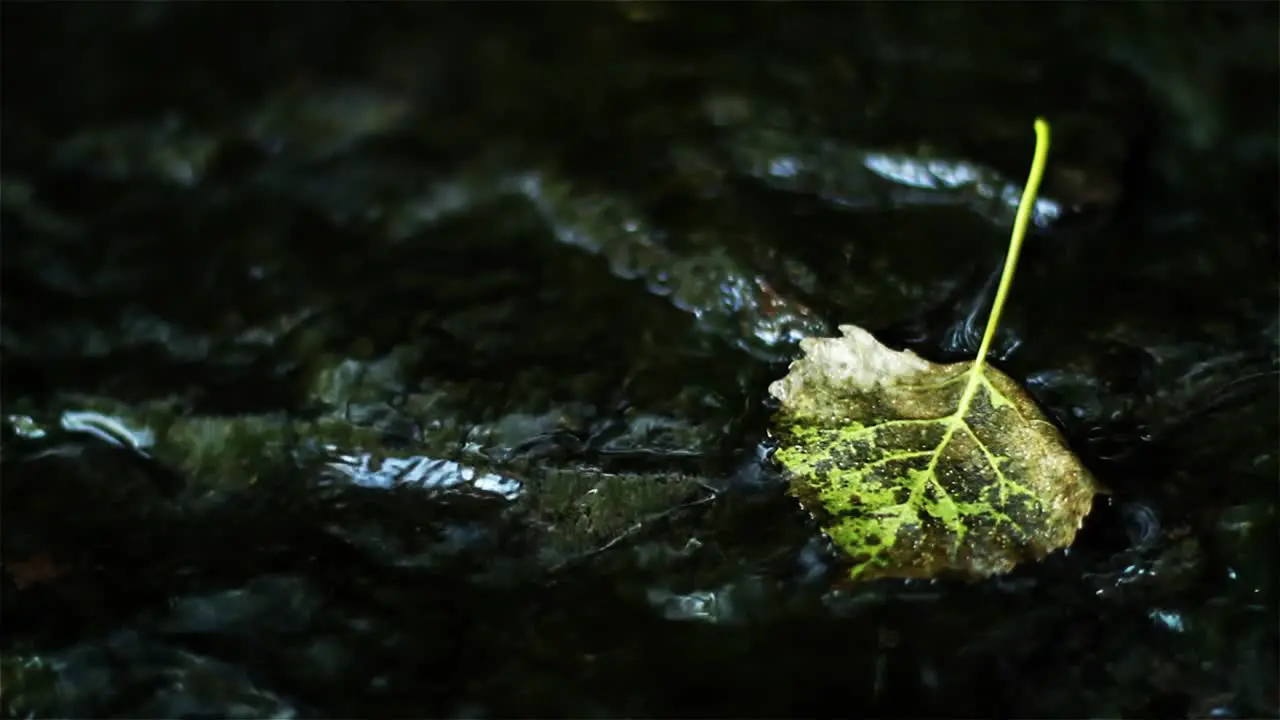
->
left=325, top=451, right=524, bottom=500
left=58, top=410, right=156, bottom=453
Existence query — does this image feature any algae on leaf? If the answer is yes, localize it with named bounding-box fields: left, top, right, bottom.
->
left=768, top=119, right=1103, bottom=582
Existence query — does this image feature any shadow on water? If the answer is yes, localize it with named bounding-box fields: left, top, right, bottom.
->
left=2, top=4, right=1277, bottom=718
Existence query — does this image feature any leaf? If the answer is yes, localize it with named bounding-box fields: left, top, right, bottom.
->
left=767, top=119, right=1104, bottom=582
left=768, top=324, right=1103, bottom=581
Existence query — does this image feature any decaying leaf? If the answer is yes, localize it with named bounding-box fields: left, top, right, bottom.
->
left=767, top=118, right=1104, bottom=583
left=769, top=325, right=1103, bottom=582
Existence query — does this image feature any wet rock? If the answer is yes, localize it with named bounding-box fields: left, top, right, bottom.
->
left=2, top=4, right=1276, bottom=717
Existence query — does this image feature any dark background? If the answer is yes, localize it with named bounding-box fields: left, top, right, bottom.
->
left=2, top=4, right=1277, bottom=718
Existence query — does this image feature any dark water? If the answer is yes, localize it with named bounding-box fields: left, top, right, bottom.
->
left=2, top=4, right=1277, bottom=718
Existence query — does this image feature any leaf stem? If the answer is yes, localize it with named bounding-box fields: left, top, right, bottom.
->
left=953, top=118, right=1051, bottom=417
left=973, top=118, right=1051, bottom=374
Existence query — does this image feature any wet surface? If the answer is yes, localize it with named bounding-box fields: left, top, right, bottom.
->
left=2, top=4, right=1277, bottom=718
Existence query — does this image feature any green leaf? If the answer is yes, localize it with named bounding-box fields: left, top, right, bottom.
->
left=768, top=119, right=1104, bottom=582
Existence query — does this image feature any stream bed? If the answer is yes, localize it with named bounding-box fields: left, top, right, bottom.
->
left=2, top=5, right=1277, bottom=718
